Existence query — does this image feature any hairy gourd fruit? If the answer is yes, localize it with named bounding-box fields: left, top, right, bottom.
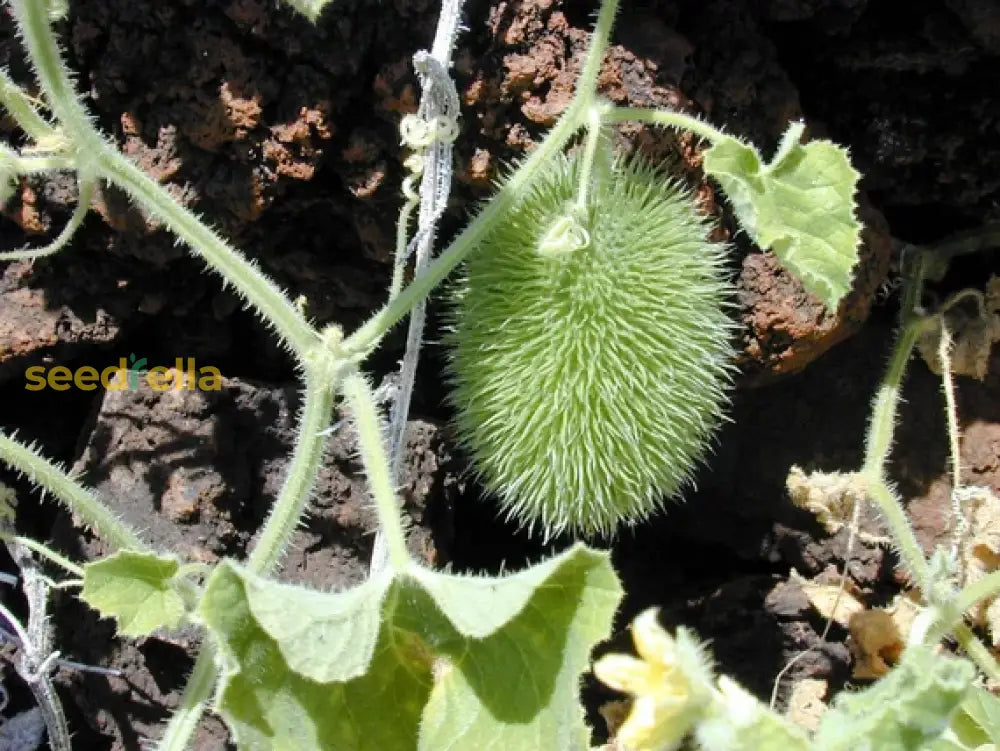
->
left=445, top=151, right=735, bottom=537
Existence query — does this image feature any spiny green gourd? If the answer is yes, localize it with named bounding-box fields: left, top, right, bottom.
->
left=445, top=148, right=736, bottom=537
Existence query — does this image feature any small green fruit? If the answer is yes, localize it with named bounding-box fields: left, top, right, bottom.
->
left=445, top=150, right=735, bottom=537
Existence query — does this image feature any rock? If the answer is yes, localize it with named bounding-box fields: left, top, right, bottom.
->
left=65, top=373, right=457, bottom=584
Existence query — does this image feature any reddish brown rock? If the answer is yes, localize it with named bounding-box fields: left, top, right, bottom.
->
left=737, top=201, right=893, bottom=381
left=0, top=261, right=130, bottom=375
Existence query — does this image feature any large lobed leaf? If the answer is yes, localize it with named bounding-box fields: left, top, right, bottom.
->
left=703, top=122, right=862, bottom=310
left=199, top=565, right=427, bottom=750
left=242, top=570, right=390, bottom=683
left=410, top=549, right=621, bottom=750
left=199, top=543, right=622, bottom=751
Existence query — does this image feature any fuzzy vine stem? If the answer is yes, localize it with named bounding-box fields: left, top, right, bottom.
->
left=344, top=371, right=410, bottom=570
left=575, top=104, right=607, bottom=210
left=866, top=251, right=1000, bottom=681
left=0, top=149, right=74, bottom=173
left=952, top=571, right=1000, bottom=618
left=247, top=367, right=336, bottom=574
left=390, top=197, right=418, bottom=301
left=155, top=642, right=219, bottom=751
left=939, top=323, right=962, bottom=491
left=937, top=323, right=969, bottom=548
left=1, top=534, right=84, bottom=578
left=0, top=69, right=57, bottom=143
left=860, top=249, right=936, bottom=589
left=954, top=622, right=1000, bottom=684
left=862, top=316, right=932, bottom=587
left=0, top=433, right=145, bottom=552
left=575, top=0, right=619, bottom=108
left=602, top=106, right=727, bottom=144
left=0, top=177, right=95, bottom=262
left=7, top=0, right=318, bottom=359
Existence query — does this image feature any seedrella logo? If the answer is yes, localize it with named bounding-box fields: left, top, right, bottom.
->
left=25, top=355, right=222, bottom=392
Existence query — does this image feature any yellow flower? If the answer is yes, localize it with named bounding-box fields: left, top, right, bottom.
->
left=593, top=608, right=715, bottom=751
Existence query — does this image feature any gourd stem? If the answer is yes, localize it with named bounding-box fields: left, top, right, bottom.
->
left=603, top=107, right=727, bottom=145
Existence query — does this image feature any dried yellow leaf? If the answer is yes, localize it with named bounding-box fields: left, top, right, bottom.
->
left=786, top=466, right=866, bottom=537
left=792, top=570, right=865, bottom=626
left=848, top=609, right=903, bottom=679
left=786, top=466, right=889, bottom=544
left=793, top=570, right=914, bottom=679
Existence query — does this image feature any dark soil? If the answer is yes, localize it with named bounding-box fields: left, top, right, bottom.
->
left=0, top=0, right=998, bottom=749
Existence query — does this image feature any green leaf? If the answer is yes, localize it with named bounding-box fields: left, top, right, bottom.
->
left=282, top=0, right=333, bottom=22
left=695, top=676, right=810, bottom=751
left=199, top=544, right=622, bottom=751
left=961, top=686, right=1000, bottom=747
left=80, top=550, right=186, bottom=637
left=407, top=547, right=598, bottom=639
left=960, top=686, right=1000, bottom=745
left=814, top=646, right=975, bottom=751
left=200, top=564, right=431, bottom=751
left=703, top=122, right=862, bottom=310
left=934, top=685, right=1000, bottom=749
left=409, top=545, right=621, bottom=750
left=242, top=567, right=391, bottom=683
